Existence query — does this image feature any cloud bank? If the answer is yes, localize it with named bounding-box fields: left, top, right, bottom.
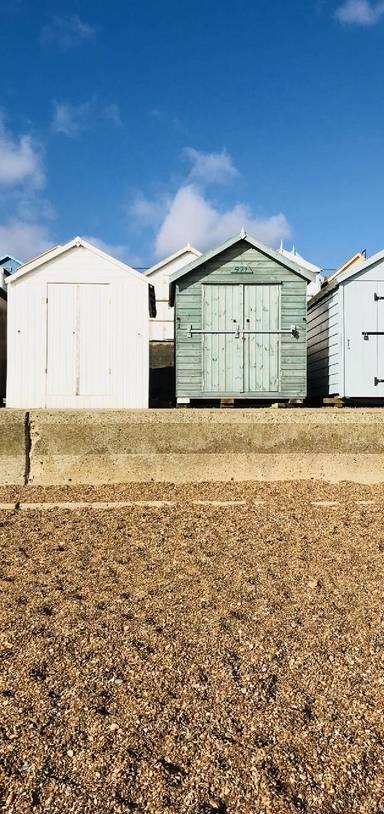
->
left=131, top=148, right=292, bottom=258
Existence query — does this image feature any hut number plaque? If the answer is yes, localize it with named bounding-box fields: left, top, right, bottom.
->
left=231, top=265, right=254, bottom=274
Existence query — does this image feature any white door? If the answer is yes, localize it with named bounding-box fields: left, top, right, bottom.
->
left=344, top=281, right=383, bottom=397
left=46, top=283, right=111, bottom=407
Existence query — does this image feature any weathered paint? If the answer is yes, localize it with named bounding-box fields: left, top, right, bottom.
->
left=174, top=239, right=308, bottom=400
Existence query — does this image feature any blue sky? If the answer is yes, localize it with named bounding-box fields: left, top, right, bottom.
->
left=1, top=0, right=384, bottom=269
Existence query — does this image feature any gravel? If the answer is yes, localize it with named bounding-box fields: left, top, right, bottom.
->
left=0, top=483, right=383, bottom=813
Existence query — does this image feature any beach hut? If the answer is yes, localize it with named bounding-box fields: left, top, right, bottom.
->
left=169, top=230, right=314, bottom=404
left=0, top=256, right=22, bottom=403
left=0, top=284, right=6, bottom=403
left=6, top=237, right=155, bottom=408
left=145, top=244, right=201, bottom=342
left=278, top=244, right=323, bottom=300
left=308, top=249, right=384, bottom=400
left=145, top=244, right=201, bottom=405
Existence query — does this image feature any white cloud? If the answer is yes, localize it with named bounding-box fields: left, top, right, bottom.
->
left=154, top=184, right=291, bottom=257
left=0, top=117, right=44, bottom=188
left=0, top=219, right=52, bottom=262
left=51, top=100, right=122, bottom=138
left=82, top=235, right=128, bottom=261
left=335, top=0, right=384, bottom=24
left=129, top=192, right=170, bottom=228
left=40, top=15, right=96, bottom=50
left=51, top=101, right=93, bottom=138
left=184, top=147, right=238, bottom=185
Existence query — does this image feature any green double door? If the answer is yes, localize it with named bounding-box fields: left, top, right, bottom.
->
left=202, top=283, right=281, bottom=394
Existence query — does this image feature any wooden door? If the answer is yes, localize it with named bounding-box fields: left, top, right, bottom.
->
left=46, top=284, right=76, bottom=402
left=78, top=284, right=111, bottom=396
left=46, top=283, right=111, bottom=407
left=202, top=284, right=243, bottom=393
left=344, top=281, right=379, bottom=397
left=243, top=285, right=281, bottom=393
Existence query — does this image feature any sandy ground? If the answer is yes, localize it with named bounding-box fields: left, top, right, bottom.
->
left=0, top=483, right=383, bottom=813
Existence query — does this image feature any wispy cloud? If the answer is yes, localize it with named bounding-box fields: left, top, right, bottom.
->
left=51, top=100, right=93, bottom=138
left=184, top=147, right=239, bottom=185
left=51, top=99, right=122, bottom=138
left=40, top=14, right=96, bottom=51
left=129, top=192, right=170, bottom=228
left=130, top=148, right=291, bottom=258
left=335, top=0, right=384, bottom=25
left=0, top=219, right=52, bottom=262
left=0, top=115, right=44, bottom=188
left=0, top=115, right=55, bottom=260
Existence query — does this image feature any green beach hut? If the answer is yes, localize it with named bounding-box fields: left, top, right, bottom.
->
left=169, top=230, right=314, bottom=404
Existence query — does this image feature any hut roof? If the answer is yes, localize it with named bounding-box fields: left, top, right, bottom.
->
left=168, top=230, right=315, bottom=305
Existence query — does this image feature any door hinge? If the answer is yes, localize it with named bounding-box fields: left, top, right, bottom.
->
left=374, top=293, right=384, bottom=301
left=45, top=297, right=48, bottom=304
left=374, top=377, right=384, bottom=386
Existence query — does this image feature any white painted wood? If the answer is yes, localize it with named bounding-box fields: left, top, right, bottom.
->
left=344, top=281, right=379, bottom=397
left=46, top=284, right=76, bottom=400
left=145, top=246, right=200, bottom=341
left=78, top=284, right=110, bottom=397
left=0, top=293, right=6, bottom=401
left=307, top=288, right=340, bottom=397
left=308, top=254, right=384, bottom=399
left=6, top=239, right=151, bottom=408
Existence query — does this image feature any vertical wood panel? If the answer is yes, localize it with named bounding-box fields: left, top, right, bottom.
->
left=78, top=285, right=110, bottom=396
left=46, top=284, right=76, bottom=397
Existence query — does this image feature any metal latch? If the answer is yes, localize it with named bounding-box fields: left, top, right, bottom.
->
left=188, top=325, right=298, bottom=338
left=188, top=326, right=241, bottom=338
left=362, top=332, right=384, bottom=340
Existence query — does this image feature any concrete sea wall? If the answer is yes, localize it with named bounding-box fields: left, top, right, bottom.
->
left=2, top=408, right=384, bottom=485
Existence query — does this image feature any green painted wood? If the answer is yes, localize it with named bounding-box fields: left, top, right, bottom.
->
left=202, top=284, right=243, bottom=393
left=243, top=284, right=280, bottom=392
left=175, top=242, right=308, bottom=399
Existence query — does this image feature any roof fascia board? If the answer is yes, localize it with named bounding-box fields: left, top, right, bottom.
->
left=145, top=245, right=201, bottom=276
left=6, top=237, right=150, bottom=286
left=168, top=232, right=315, bottom=286
left=308, top=248, right=384, bottom=306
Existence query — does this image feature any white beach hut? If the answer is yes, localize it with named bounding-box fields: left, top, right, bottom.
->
left=144, top=244, right=201, bottom=406
left=6, top=237, right=155, bottom=408
left=308, top=249, right=384, bottom=400
left=145, top=244, right=201, bottom=341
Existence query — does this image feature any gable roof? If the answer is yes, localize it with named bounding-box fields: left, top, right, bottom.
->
left=145, top=244, right=201, bottom=277
left=168, top=230, right=315, bottom=305
left=6, top=236, right=152, bottom=286
left=0, top=254, right=22, bottom=266
left=323, top=251, right=365, bottom=288
left=278, top=244, right=321, bottom=274
left=309, top=248, right=384, bottom=306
